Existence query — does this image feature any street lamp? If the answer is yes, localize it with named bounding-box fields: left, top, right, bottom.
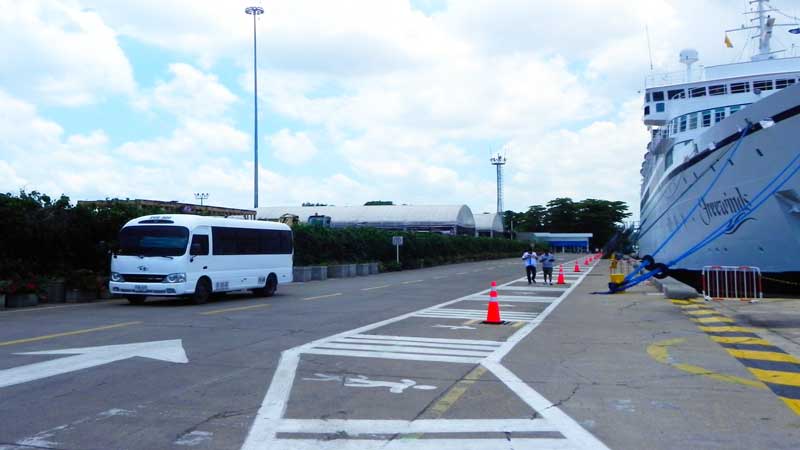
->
left=194, top=193, right=209, bottom=206
left=245, top=6, right=264, bottom=208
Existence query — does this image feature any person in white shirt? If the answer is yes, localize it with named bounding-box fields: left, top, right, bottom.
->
left=521, top=248, right=538, bottom=284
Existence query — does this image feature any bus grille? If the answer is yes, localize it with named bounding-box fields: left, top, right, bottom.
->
left=121, top=274, right=166, bottom=283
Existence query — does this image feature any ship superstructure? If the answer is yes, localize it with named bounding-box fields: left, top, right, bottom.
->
left=637, top=0, right=800, bottom=275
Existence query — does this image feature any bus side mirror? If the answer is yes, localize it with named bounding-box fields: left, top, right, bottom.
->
left=190, top=243, right=203, bottom=256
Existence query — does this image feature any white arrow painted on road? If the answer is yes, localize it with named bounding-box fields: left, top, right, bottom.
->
left=0, top=340, right=188, bottom=389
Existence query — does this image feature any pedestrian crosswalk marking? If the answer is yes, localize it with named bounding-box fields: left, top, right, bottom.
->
left=242, top=258, right=608, bottom=450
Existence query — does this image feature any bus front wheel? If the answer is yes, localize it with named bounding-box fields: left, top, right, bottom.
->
left=191, top=278, right=211, bottom=305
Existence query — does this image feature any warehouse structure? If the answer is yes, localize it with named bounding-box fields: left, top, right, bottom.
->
left=474, top=212, right=505, bottom=238
left=516, top=232, right=593, bottom=252
left=257, top=205, right=476, bottom=236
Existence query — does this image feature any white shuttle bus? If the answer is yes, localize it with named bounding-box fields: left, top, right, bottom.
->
left=109, top=215, right=293, bottom=305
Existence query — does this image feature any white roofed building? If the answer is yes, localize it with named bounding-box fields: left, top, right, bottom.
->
left=474, top=213, right=505, bottom=238
left=257, top=205, right=477, bottom=236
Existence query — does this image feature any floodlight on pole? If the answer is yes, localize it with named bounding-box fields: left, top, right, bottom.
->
left=194, top=193, right=209, bottom=206
left=245, top=6, right=264, bottom=208
left=490, top=153, right=507, bottom=214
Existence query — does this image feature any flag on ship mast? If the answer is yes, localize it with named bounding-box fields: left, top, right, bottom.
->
left=724, top=34, right=733, bottom=48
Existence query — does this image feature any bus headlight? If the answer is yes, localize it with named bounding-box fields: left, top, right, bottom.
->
left=111, top=272, right=124, bottom=282
left=165, top=273, right=187, bottom=283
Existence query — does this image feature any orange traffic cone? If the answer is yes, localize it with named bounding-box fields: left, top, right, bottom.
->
left=573, top=261, right=581, bottom=272
left=483, top=301, right=503, bottom=324
left=483, top=281, right=504, bottom=324
left=557, top=266, right=566, bottom=285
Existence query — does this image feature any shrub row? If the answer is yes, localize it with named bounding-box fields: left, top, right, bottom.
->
left=0, top=191, right=529, bottom=278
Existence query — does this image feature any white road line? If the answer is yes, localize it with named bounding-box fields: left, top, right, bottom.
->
left=275, top=418, right=558, bottom=434
left=314, top=343, right=492, bottom=357
left=463, top=296, right=555, bottom=303
left=303, top=293, right=343, bottom=301
left=334, top=338, right=500, bottom=351
left=303, top=349, right=482, bottom=364
left=267, top=438, right=575, bottom=450
left=500, top=286, right=567, bottom=292
left=455, top=272, right=468, bottom=275
left=432, top=276, right=447, bottom=280
left=361, top=285, right=391, bottom=291
left=402, top=280, right=424, bottom=285
left=347, top=334, right=501, bottom=346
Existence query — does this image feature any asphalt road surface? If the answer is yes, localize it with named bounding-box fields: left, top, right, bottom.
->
left=1, top=256, right=798, bottom=450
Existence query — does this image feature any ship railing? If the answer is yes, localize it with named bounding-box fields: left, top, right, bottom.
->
left=644, top=68, right=705, bottom=89
left=701, top=265, right=763, bottom=303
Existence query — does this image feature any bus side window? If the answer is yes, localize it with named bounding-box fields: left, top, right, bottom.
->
left=191, top=235, right=209, bottom=255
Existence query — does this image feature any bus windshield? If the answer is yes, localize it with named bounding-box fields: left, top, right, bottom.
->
left=118, top=226, right=190, bottom=257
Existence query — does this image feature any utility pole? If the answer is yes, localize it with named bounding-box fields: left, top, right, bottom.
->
left=490, top=153, right=507, bottom=214
left=245, top=6, right=264, bottom=208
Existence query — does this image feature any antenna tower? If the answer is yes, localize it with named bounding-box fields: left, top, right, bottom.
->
left=490, top=153, right=507, bottom=214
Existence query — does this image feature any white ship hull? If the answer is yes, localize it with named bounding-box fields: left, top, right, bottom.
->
left=637, top=83, right=800, bottom=273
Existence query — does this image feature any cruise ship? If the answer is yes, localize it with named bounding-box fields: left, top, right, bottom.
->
left=636, top=0, right=800, bottom=286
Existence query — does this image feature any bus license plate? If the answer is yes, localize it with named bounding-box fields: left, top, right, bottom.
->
left=134, top=284, right=147, bottom=292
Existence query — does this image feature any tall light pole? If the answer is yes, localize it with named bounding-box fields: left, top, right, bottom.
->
left=194, top=193, right=209, bottom=206
left=245, top=6, right=264, bottom=208
left=490, top=153, right=507, bottom=214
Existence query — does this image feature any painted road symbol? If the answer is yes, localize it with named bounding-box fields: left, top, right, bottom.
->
left=302, top=373, right=437, bottom=394
left=432, top=324, right=476, bottom=330
left=0, top=340, right=188, bottom=389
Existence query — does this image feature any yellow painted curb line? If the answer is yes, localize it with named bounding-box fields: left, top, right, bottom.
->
left=646, top=338, right=767, bottom=390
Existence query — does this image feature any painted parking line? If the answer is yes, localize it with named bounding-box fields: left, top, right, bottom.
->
left=672, top=299, right=800, bottom=416
left=199, top=303, right=272, bottom=316
left=455, top=272, right=468, bottom=275
left=402, top=280, right=425, bottom=285
left=303, top=293, right=343, bottom=301
left=0, top=321, right=142, bottom=348
left=241, top=257, right=609, bottom=449
left=361, top=284, right=392, bottom=291
left=0, top=302, right=123, bottom=315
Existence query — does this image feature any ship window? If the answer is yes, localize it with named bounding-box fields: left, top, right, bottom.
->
left=730, top=82, right=750, bottom=93
left=645, top=92, right=651, bottom=102
left=714, top=108, right=725, bottom=123
left=753, top=80, right=773, bottom=91
left=668, top=89, right=685, bottom=99
left=729, top=105, right=741, bottom=114
left=689, top=87, right=706, bottom=98
left=702, top=110, right=712, bottom=127
left=776, top=78, right=795, bottom=89
left=644, top=105, right=650, bottom=115
left=679, top=115, right=687, bottom=132
left=708, top=84, right=727, bottom=96
left=652, top=91, right=665, bottom=101
left=656, top=102, right=665, bottom=112
left=689, top=113, right=698, bottom=130
left=665, top=148, right=674, bottom=169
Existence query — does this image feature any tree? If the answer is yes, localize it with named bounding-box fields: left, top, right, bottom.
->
left=364, top=201, right=393, bottom=206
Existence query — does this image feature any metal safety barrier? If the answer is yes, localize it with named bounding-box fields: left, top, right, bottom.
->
left=701, top=265, right=763, bottom=303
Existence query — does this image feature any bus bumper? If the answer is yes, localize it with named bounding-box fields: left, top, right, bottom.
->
left=109, top=281, right=192, bottom=296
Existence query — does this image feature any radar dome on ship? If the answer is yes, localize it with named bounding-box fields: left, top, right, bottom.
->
left=679, top=49, right=699, bottom=65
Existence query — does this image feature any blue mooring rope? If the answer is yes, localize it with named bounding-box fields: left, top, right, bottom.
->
left=598, top=135, right=800, bottom=294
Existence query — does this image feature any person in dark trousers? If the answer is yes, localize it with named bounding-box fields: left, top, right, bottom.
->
left=521, top=248, right=538, bottom=284
left=539, top=249, right=555, bottom=285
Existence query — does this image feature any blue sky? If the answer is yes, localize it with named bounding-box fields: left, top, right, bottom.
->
left=2, top=0, right=789, bottom=219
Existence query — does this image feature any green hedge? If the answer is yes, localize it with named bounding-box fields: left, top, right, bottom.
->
left=0, top=191, right=528, bottom=277
left=292, top=224, right=528, bottom=269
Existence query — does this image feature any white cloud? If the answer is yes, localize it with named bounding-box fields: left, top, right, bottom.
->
left=142, top=63, right=238, bottom=119
left=0, top=0, right=135, bottom=106
left=268, top=129, right=319, bottom=164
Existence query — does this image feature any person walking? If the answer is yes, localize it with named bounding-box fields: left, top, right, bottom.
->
left=539, top=249, right=555, bottom=285
left=522, top=247, right=538, bottom=284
